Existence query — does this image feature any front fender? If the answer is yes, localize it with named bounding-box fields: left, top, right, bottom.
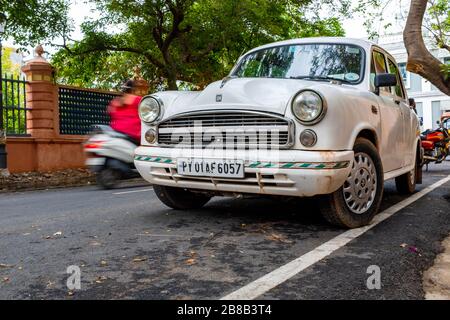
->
left=348, top=123, right=380, bottom=150
left=285, top=84, right=381, bottom=151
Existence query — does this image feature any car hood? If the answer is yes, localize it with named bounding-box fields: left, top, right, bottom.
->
left=160, top=78, right=321, bottom=118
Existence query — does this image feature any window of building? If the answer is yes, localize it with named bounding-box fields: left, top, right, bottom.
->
left=432, top=101, right=442, bottom=129
left=416, top=102, right=423, bottom=118
left=398, top=62, right=410, bottom=89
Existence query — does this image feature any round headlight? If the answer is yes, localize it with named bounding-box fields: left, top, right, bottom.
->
left=291, top=91, right=326, bottom=125
left=139, top=96, right=161, bottom=123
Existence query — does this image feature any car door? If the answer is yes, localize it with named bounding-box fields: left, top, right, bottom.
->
left=370, top=49, right=404, bottom=173
left=386, top=56, right=415, bottom=167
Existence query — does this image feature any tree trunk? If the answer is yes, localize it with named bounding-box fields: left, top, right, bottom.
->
left=167, top=74, right=178, bottom=90
left=403, top=0, right=450, bottom=95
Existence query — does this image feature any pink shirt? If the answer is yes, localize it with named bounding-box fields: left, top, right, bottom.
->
left=108, top=95, right=142, bottom=141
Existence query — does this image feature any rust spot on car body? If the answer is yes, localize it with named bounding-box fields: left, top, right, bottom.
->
left=319, top=151, right=335, bottom=163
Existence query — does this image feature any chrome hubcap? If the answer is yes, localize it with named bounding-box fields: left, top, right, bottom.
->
left=343, top=152, right=377, bottom=214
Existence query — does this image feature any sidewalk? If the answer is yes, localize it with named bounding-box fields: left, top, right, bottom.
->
left=423, top=235, right=450, bottom=299
left=0, top=168, right=95, bottom=192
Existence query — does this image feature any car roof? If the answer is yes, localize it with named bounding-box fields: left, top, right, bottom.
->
left=244, top=37, right=375, bottom=55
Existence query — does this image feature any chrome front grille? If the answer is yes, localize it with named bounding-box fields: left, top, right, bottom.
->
left=157, top=110, right=293, bottom=149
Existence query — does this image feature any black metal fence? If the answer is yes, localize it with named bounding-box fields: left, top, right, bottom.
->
left=1, top=74, right=29, bottom=135
left=59, top=86, right=119, bottom=135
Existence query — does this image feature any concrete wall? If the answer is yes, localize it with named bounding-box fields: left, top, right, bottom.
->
left=7, top=136, right=86, bottom=173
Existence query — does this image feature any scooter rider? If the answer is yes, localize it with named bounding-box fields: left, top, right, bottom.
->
left=108, top=79, right=142, bottom=145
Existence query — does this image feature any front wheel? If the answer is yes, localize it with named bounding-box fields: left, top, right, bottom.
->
left=154, top=185, right=211, bottom=210
left=96, top=168, right=121, bottom=189
left=319, top=138, right=384, bottom=228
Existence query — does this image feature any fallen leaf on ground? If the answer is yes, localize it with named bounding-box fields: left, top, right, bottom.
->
left=400, top=243, right=408, bottom=248
left=53, top=231, right=63, bottom=236
left=67, top=291, right=74, bottom=296
left=132, top=257, right=147, bottom=262
left=2, top=277, right=9, bottom=282
left=100, top=260, right=107, bottom=266
left=266, top=233, right=293, bottom=244
left=185, top=258, right=196, bottom=266
left=0, top=263, right=13, bottom=269
left=95, top=276, right=107, bottom=284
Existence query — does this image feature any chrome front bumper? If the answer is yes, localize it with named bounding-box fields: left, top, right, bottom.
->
left=134, top=146, right=353, bottom=197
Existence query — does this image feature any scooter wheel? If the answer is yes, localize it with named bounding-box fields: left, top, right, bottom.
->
left=96, top=168, right=121, bottom=189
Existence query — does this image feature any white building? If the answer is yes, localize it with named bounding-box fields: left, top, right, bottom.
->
left=377, top=32, right=450, bottom=130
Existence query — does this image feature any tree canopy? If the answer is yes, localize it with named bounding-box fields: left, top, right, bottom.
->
left=352, top=0, right=449, bottom=94
left=0, top=0, right=71, bottom=48
left=51, top=0, right=345, bottom=90
left=1, top=47, right=21, bottom=77
left=2, top=0, right=447, bottom=93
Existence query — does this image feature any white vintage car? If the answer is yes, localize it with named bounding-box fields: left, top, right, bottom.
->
left=134, top=37, right=421, bottom=228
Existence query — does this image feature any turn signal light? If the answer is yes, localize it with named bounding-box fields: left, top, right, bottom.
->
left=145, top=129, right=157, bottom=144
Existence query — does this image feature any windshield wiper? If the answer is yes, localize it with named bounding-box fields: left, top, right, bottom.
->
left=290, top=75, right=353, bottom=84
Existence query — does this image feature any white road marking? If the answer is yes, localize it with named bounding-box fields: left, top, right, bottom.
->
left=221, top=174, right=450, bottom=300
left=113, top=188, right=153, bottom=195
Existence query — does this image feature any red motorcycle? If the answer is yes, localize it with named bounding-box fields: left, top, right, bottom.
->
left=420, top=125, right=450, bottom=167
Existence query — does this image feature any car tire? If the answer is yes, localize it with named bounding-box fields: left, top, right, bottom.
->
left=96, top=168, right=121, bottom=189
left=154, top=185, right=211, bottom=210
left=395, top=151, right=417, bottom=195
left=319, top=138, right=384, bottom=228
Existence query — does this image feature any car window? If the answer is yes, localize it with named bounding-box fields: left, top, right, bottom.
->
left=232, top=44, right=365, bottom=84
left=370, top=50, right=390, bottom=93
left=387, top=58, right=405, bottom=99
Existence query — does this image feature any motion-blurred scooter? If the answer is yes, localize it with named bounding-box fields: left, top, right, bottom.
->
left=84, top=125, right=140, bottom=189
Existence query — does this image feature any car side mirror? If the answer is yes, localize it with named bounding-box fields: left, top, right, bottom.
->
left=374, top=73, right=397, bottom=95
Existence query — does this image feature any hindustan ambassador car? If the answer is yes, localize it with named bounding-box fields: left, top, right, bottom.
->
left=134, top=37, right=421, bottom=228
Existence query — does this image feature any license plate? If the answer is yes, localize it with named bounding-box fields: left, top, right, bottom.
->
left=177, top=158, right=244, bottom=178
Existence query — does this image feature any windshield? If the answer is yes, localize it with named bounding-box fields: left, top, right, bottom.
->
left=232, top=43, right=365, bottom=84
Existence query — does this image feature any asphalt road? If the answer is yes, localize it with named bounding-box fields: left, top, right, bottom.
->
left=0, top=162, right=449, bottom=300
